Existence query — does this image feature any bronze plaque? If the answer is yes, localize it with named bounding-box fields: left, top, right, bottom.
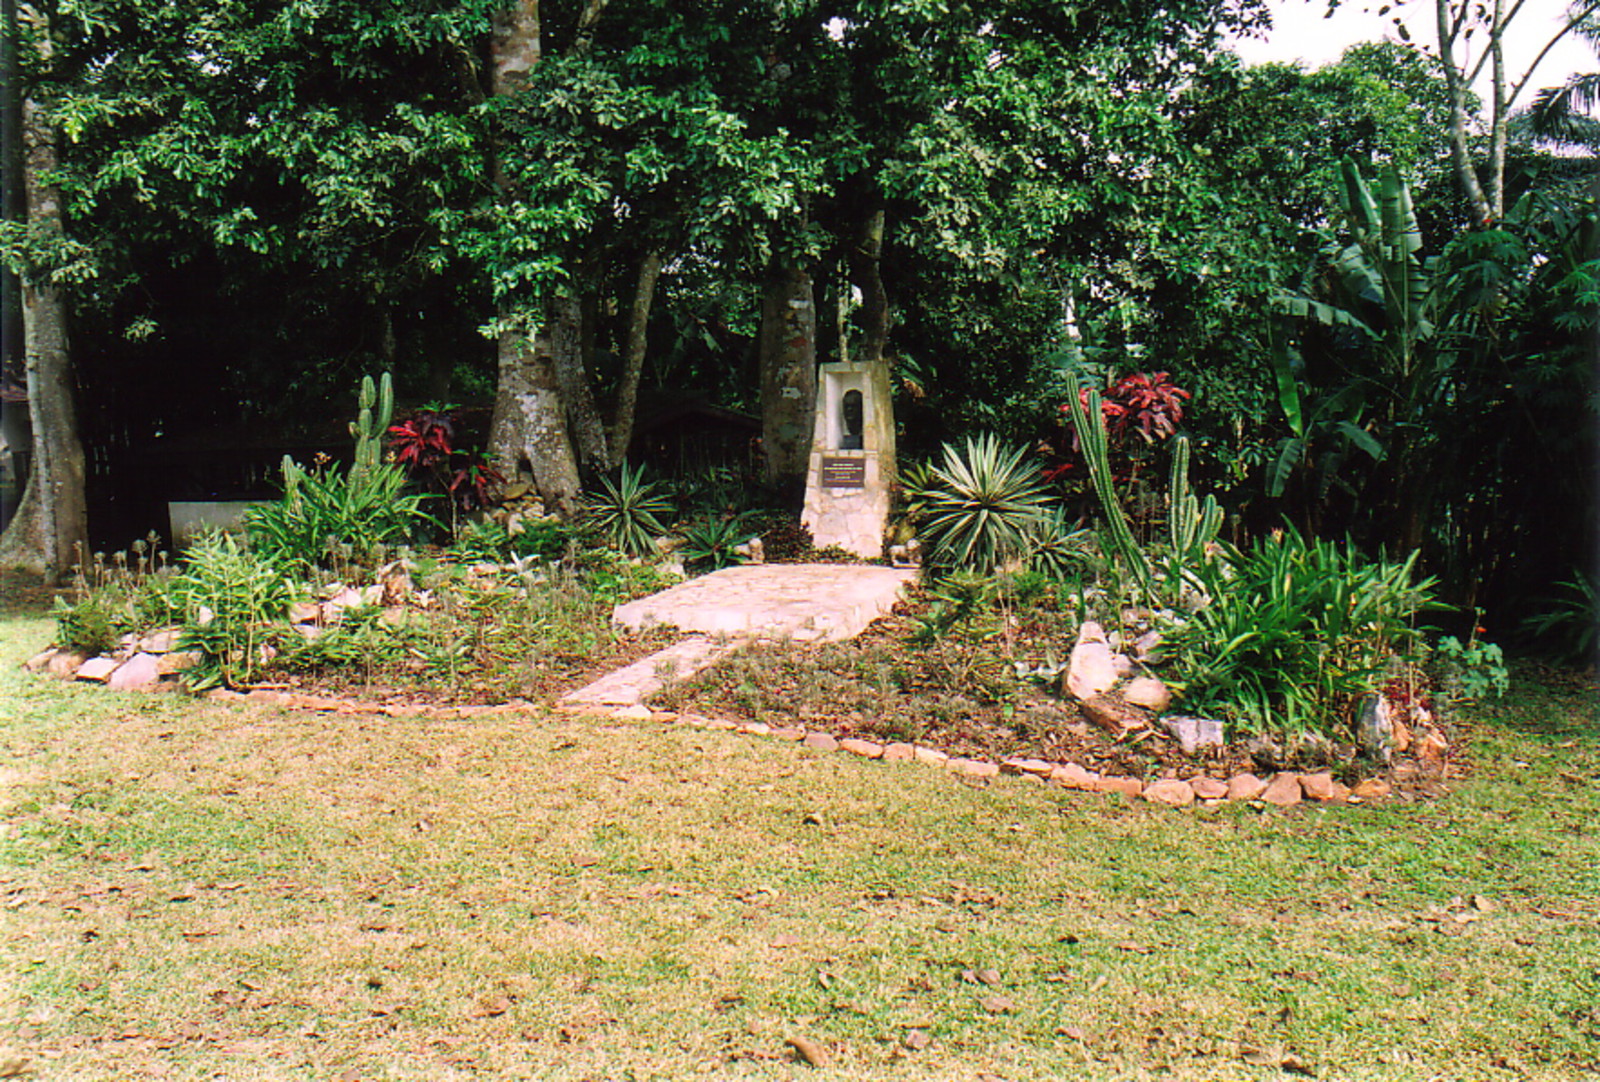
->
left=821, top=456, right=867, bottom=488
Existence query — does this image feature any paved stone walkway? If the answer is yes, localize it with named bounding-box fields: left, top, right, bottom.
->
left=560, top=564, right=918, bottom=713
left=612, top=564, right=917, bottom=642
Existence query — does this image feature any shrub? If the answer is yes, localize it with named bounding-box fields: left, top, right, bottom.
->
left=583, top=462, right=674, bottom=558
left=245, top=455, right=434, bottom=574
left=1166, top=528, right=1437, bottom=737
left=909, top=434, right=1054, bottom=574
left=678, top=514, right=759, bottom=572
left=168, top=531, right=301, bottom=689
left=52, top=593, right=126, bottom=656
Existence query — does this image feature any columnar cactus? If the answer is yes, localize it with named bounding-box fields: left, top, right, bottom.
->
left=349, top=372, right=394, bottom=480
left=1168, top=435, right=1223, bottom=562
left=1064, top=374, right=1152, bottom=594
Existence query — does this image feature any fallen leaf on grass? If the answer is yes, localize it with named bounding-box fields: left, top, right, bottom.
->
left=903, top=1029, right=931, bottom=1050
left=0, top=1057, right=30, bottom=1078
left=979, top=995, right=1016, bottom=1014
left=769, top=934, right=800, bottom=949
left=787, top=1034, right=831, bottom=1068
left=1055, top=1025, right=1089, bottom=1041
left=467, top=994, right=512, bottom=1019
left=1116, top=941, right=1152, bottom=954
left=1241, top=1044, right=1315, bottom=1076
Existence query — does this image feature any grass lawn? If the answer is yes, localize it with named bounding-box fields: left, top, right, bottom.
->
left=2, top=609, right=1598, bottom=1081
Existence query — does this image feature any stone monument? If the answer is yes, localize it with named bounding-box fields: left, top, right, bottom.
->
left=801, top=359, right=895, bottom=559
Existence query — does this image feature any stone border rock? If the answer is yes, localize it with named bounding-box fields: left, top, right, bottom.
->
left=24, top=640, right=1404, bottom=809
left=583, top=705, right=1399, bottom=809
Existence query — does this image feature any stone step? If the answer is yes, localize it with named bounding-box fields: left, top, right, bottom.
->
left=558, top=634, right=746, bottom=709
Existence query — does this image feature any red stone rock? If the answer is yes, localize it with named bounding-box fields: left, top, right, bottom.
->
left=74, top=657, right=119, bottom=682
left=1049, top=763, right=1099, bottom=791
left=1225, top=773, right=1268, bottom=801
left=1093, top=775, right=1145, bottom=798
left=840, top=738, right=884, bottom=759
left=1416, top=727, right=1449, bottom=770
left=45, top=650, right=88, bottom=678
left=23, top=647, right=58, bottom=673
left=1189, top=776, right=1229, bottom=800
left=155, top=650, right=201, bottom=676
left=768, top=726, right=807, bottom=741
left=108, top=652, right=162, bottom=691
left=802, top=732, right=839, bottom=752
left=1143, top=779, right=1195, bottom=807
left=1001, top=757, right=1055, bottom=778
left=1079, top=695, right=1150, bottom=735
left=1350, top=777, right=1392, bottom=801
left=1122, top=676, right=1172, bottom=713
left=1298, top=771, right=1339, bottom=802
left=1261, top=773, right=1303, bottom=807
left=913, top=746, right=949, bottom=766
left=882, top=742, right=916, bottom=762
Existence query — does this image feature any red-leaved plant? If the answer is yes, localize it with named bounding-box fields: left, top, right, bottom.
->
left=1047, top=371, right=1192, bottom=487
left=388, top=408, right=503, bottom=511
left=1071, top=371, right=1190, bottom=444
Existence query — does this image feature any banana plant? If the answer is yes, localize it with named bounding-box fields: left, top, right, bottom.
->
left=1269, top=160, right=1466, bottom=547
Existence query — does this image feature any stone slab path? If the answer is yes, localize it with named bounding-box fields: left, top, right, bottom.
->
left=612, top=564, right=917, bottom=642
left=557, top=634, right=745, bottom=711
left=560, top=564, right=919, bottom=713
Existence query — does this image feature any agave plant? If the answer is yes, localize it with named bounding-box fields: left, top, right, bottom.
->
left=677, top=513, right=759, bottom=572
left=584, top=462, right=675, bottom=558
left=909, top=434, right=1054, bottom=575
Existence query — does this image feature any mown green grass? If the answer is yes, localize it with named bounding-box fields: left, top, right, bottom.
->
left=1, top=611, right=1597, bottom=1080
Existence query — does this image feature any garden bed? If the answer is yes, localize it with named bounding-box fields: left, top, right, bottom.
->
left=649, top=596, right=1460, bottom=803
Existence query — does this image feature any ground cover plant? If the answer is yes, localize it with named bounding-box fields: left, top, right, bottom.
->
left=3, top=607, right=1599, bottom=1081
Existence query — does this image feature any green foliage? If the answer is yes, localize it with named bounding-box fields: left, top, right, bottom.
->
left=1433, top=635, right=1510, bottom=701
left=167, top=531, right=299, bottom=690
left=583, top=463, right=674, bottom=559
left=51, top=593, right=126, bottom=657
left=1061, top=378, right=1153, bottom=593
left=245, top=456, right=433, bottom=575
left=677, top=515, right=758, bottom=573
left=1025, top=508, right=1096, bottom=584
left=1167, top=529, right=1437, bottom=737
left=1519, top=573, right=1600, bottom=669
left=910, top=571, right=1001, bottom=644
left=910, top=434, right=1054, bottom=575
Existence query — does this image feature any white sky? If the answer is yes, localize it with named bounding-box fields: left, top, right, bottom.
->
left=1229, top=0, right=1595, bottom=111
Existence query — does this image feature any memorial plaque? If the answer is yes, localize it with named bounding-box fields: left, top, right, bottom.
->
left=820, top=456, right=866, bottom=488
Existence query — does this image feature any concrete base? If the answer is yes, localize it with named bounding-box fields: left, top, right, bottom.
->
left=612, top=564, right=918, bottom=643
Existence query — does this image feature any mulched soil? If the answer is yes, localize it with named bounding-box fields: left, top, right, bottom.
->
left=267, top=622, right=683, bottom=707
left=652, top=597, right=1461, bottom=798
left=1, top=569, right=71, bottom=617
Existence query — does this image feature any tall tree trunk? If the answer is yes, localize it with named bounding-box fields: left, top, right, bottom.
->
left=758, top=262, right=816, bottom=495
left=487, top=325, right=582, bottom=517
left=550, top=286, right=608, bottom=472
left=1435, top=0, right=1493, bottom=225
left=484, top=0, right=583, bottom=515
left=608, top=247, right=661, bottom=467
left=0, top=95, right=86, bottom=580
left=0, top=0, right=24, bottom=536
left=850, top=208, right=889, bottom=364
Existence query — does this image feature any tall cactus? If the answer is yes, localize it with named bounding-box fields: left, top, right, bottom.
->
left=349, top=372, right=394, bottom=480
left=1064, top=374, right=1153, bottom=594
left=1167, top=435, right=1223, bottom=563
